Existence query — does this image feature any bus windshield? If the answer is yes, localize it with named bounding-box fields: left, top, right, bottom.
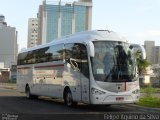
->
left=91, top=41, right=137, bottom=82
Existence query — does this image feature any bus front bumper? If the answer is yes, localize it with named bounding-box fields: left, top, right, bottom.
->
left=90, top=94, right=140, bottom=105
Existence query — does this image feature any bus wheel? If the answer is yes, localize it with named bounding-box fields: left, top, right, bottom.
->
left=26, top=85, right=32, bottom=99
left=64, top=89, right=77, bottom=107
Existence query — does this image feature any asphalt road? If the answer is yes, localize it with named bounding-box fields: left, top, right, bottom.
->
left=0, top=88, right=158, bottom=120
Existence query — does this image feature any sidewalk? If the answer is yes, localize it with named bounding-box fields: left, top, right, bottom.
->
left=0, top=82, right=16, bottom=89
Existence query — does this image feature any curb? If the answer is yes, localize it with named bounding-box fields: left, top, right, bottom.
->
left=125, top=104, right=160, bottom=113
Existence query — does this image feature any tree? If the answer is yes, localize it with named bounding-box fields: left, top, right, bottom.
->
left=137, top=59, right=149, bottom=75
left=134, top=50, right=149, bottom=75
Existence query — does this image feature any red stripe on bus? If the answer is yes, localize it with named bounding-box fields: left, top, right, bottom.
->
left=124, top=82, right=126, bottom=91
left=34, top=64, right=64, bottom=68
left=17, top=67, right=30, bottom=69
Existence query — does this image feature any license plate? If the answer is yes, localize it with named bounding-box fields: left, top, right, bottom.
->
left=116, top=97, right=124, bottom=101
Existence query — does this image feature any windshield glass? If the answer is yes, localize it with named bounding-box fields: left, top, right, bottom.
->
left=91, top=41, right=137, bottom=82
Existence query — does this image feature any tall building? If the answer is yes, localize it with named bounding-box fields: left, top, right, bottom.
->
left=144, top=41, right=155, bottom=64
left=152, top=46, right=160, bottom=64
left=37, top=0, right=92, bottom=44
left=0, top=15, right=18, bottom=68
left=27, top=18, right=38, bottom=48
left=144, top=40, right=160, bottom=65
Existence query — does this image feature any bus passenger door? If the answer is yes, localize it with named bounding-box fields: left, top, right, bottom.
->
left=80, top=44, right=90, bottom=103
left=65, top=43, right=81, bottom=102
left=65, top=43, right=90, bottom=103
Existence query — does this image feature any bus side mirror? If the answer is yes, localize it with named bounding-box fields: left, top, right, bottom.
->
left=88, top=41, right=95, bottom=57
left=130, top=44, right=146, bottom=60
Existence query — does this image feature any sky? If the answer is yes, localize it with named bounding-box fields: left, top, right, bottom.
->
left=0, top=0, right=160, bottom=51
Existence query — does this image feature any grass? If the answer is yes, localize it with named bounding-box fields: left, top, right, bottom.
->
left=137, top=86, right=160, bottom=108
left=140, top=87, right=160, bottom=93
left=137, top=96, right=160, bottom=108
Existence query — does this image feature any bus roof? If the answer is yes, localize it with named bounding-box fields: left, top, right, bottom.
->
left=19, top=30, right=128, bottom=53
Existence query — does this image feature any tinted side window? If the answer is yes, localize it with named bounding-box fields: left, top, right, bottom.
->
left=35, top=47, right=50, bottom=63
left=26, top=50, right=36, bottom=64
left=65, top=43, right=89, bottom=78
left=65, top=43, right=81, bottom=71
left=17, top=44, right=64, bottom=65
left=18, top=52, right=28, bottom=65
left=47, top=44, right=64, bottom=61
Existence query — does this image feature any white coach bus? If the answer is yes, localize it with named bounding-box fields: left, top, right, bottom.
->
left=17, top=30, right=145, bottom=106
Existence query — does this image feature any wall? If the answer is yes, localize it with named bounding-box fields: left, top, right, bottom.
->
left=0, top=25, right=17, bottom=68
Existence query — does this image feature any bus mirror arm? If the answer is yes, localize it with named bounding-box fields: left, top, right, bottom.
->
left=64, top=58, right=70, bottom=64
left=130, top=44, right=146, bottom=60
left=88, top=41, right=95, bottom=57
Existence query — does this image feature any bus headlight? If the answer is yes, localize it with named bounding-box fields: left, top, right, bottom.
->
left=91, top=88, right=106, bottom=95
left=132, top=89, right=140, bottom=94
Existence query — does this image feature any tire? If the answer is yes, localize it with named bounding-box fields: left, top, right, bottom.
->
left=64, top=89, right=77, bottom=107
left=26, top=85, right=33, bottom=99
